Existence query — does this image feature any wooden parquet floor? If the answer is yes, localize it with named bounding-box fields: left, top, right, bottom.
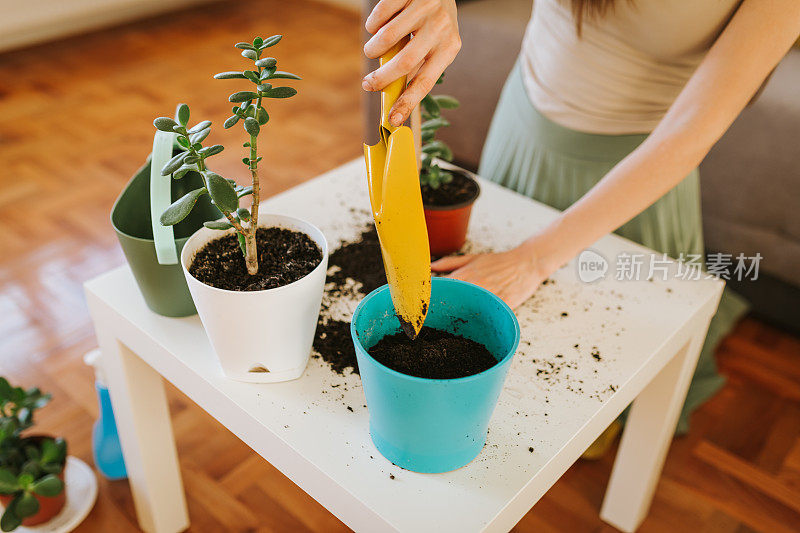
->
left=1, top=1, right=799, bottom=531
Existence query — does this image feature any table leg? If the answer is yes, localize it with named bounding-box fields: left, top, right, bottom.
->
left=96, top=328, right=189, bottom=533
left=599, top=313, right=714, bottom=532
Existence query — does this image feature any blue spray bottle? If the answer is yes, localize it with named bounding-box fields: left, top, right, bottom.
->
left=84, top=349, right=127, bottom=480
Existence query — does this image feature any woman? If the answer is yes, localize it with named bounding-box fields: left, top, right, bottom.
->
left=361, top=0, right=800, bottom=438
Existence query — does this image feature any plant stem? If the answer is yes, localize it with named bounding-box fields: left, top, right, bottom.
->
left=197, top=156, right=248, bottom=242
left=243, top=71, right=264, bottom=277
left=243, top=133, right=260, bottom=275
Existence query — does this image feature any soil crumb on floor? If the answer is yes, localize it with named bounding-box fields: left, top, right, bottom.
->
left=189, top=227, right=321, bottom=291
left=367, top=326, right=497, bottom=379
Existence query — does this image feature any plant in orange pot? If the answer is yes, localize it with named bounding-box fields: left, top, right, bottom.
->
left=0, top=379, right=66, bottom=531
left=419, top=80, right=480, bottom=257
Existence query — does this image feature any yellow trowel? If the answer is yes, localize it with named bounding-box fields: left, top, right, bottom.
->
left=364, top=39, right=431, bottom=340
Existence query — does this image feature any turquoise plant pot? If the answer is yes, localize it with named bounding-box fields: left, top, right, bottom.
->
left=351, top=278, right=520, bottom=473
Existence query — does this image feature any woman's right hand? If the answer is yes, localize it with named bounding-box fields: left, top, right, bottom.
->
left=362, top=0, right=461, bottom=127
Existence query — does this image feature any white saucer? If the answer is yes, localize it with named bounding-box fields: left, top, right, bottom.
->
left=14, top=457, right=98, bottom=533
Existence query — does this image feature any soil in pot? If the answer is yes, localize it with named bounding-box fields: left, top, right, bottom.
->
left=420, top=170, right=479, bottom=208
left=367, top=326, right=497, bottom=379
left=189, top=227, right=322, bottom=291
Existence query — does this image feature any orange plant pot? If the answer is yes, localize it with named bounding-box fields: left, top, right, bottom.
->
left=423, top=175, right=480, bottom=257
left=0, top=435, right=67, bottom=527
left=0, top=474, right=66, bottom=527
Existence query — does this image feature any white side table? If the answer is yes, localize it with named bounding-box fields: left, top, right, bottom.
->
left=85, top=159, right=723, bottom=532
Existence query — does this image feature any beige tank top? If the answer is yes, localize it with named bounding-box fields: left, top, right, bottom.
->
left=520, top=0, right=741, bottom=134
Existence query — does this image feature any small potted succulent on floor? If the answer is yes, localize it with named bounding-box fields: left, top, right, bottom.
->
left=0, top=379, right=67, bottom=531
left=419, top=80, right=480, bottom=256
left=155, top=35, right=328, bottom=383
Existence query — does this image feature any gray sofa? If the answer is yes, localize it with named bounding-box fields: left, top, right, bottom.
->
left=362, top=0, right=800, bottom=332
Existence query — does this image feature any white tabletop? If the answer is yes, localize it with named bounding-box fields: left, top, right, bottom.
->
left=85, top=159, right=723, bottom=532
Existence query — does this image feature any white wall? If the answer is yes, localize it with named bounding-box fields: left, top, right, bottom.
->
left=0, top=0, right=359, bottom=53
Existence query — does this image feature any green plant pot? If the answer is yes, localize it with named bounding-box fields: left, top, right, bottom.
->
left=111, top=152, right=220, bottom=317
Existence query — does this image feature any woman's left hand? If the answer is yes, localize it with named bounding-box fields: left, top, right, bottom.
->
left=431, top=247, right=547, bottom=309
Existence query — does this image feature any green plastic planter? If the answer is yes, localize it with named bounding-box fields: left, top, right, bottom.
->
left=111, top=144, right=219, bottom=317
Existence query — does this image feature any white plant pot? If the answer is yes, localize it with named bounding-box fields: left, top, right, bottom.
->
left=181, top=214, right=328, bottom=383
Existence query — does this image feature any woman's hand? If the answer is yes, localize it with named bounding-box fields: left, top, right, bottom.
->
left=431, top=246, right=548, bottom=309
left=362, top=0, right=461, bottom=127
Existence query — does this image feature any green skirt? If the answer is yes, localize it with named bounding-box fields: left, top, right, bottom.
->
left=479, top=62, right=748, bottom=434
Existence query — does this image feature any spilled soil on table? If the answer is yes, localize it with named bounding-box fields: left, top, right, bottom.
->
left=313, top=225, right=384, bottom=375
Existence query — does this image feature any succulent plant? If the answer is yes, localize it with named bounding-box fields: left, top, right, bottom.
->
left=154, top=35, right=301, bottom=275
left=419, top=76, right=459, bottom=190
left=0, top=378, right=66, bottom=532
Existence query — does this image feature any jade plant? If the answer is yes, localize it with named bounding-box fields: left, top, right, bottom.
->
left=0, top=378, right=66, bottom=532
left=154, top=35, right=300, bottom=275
left=419, top=77, right=460, bottom=190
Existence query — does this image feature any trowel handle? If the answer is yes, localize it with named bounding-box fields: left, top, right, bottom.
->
left=380, top=36, right=410, bottom=131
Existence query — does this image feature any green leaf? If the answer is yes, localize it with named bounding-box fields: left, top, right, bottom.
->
left=15, top=475, right=32, bottom=491
left=0, top=470, right=19, bottom=494
left=153, top=117, right=177, bottom=132
left=432, top=95, right=459, bottom=109
left=253, top=36, right=263, bottom=47
left=236, top=185, right=253, bottom=198
left=0, top=378, right=12, bottom=400
left=187, top=120, right=211, bottom=134
left=243, top=70, right=260, bottom=83
left=237, top=207, right=251, bottom=221
left=206, top=173, right=239, bottom=213
left=241, top=49, right=258, bottom=60
left=261, top=86, right=297, bottom=99
left=244, top=117, right=260, bottom=136
left=39, top=438, right=65, bottom=465
left=29, top=474, right=62, bottom=498
left=256, top=107, right=269, bottom=125
left=260, top=35, right=282, bottom=48
left=161, top=151, right=187, bottom=176
left=267, top=71, right=301, bottom=80
left=175, top=103, right=190, bottom=126
left=183, top=153, right=199, bottom=165
left=190, top=128, right=211, bottom=144
left=176, top=136, right=190, bottom=149
left=199, top=145, right=224, bottom=157
left=229, top=91, right=258, bottom=103
left=422, top=140, right=453, bottom=161
left=235, top=42, right=255, bottom=50
left=255, top=57, right=276, bottom=68
left=160, top=188, right=208, bottom=226
left=173, top=164, right=195, bottom=179
left=214, top=71, right=247, bottom=80
left=203, top=219, right=233, bottom=230
left=421, top=117, right=450, bottom=131
left=421, top=96, right=440, bottom=117
left=223, top=115, right=240, bottom=129
left=14, top=492, right=38, bottom=519
left=1, top=501, right=21, bottom=532
left=237, top=232, right=247, bottom=254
